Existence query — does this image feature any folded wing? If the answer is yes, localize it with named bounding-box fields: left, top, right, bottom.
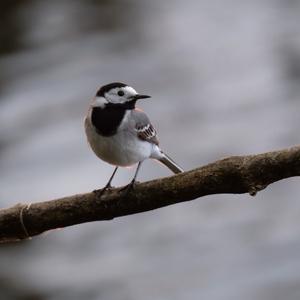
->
left=132, top=109, right=159, bottom=145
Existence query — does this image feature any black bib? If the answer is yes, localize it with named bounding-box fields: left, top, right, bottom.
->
left=91, top=101, right=135, bottom=136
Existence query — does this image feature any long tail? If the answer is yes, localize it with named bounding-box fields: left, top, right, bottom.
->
left=159, top=153, right=184, bottom=174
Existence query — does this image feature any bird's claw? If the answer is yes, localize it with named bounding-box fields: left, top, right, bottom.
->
left=119, top=180, right=138, bottom=194
left=93, top=183, right=113, bottom=198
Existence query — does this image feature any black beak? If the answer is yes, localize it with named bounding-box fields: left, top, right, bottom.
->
left=133, top=94, right=151, bottom=100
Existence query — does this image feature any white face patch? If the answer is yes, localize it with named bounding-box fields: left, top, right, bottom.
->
left=91, top=96, right=108, bottom=108
left=123, top=86, right=138, bottom=96
left=105, top=86, right=138, bottom=104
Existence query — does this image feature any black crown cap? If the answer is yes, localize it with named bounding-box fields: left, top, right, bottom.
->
left=96, top=82, right=128, bottom=97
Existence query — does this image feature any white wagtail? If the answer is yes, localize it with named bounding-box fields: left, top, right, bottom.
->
left=85, top=82, right=183, bottom=192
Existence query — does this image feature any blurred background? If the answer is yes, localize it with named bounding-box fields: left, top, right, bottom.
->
left=0, top=0, right=300, bottom=299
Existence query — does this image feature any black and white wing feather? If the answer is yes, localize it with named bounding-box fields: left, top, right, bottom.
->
left=131, top=109, right=159, bottom=145
left=131, top=108, right=183, bottom=174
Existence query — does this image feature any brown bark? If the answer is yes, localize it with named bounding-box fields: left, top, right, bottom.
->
left=1, top=145, right=300, bottom=243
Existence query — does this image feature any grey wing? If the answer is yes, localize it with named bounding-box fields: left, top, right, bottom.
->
left=131, top=109, right=159, bottom=145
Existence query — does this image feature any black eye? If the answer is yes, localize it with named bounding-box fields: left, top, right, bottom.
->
left=118, top=90, right=125, bottom=96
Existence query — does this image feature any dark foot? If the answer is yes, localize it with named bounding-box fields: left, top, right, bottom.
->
left=119, top=180, right=139, bottom=194
left=93, top=183, right=113, bottom=198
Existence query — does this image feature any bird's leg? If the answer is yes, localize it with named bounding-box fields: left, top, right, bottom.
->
left=120, top=162, right=142, bottom=193
left=94, top=166, right=118, bottom=197
left=105, top=166, right=119, bottom=189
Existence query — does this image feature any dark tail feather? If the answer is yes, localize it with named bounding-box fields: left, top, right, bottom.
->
left=159, top=153, right=184, bottom=174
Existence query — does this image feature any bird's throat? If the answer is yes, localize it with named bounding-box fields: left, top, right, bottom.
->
left=91, top=105, right=127, bottom=136
left=106, top=100, right=136, bottom=110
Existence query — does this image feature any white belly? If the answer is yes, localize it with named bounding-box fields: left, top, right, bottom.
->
left=85, top=117, right=153, bottom=167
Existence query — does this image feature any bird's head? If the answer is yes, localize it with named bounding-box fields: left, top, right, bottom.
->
left=92, top=82, right=151, bottom=108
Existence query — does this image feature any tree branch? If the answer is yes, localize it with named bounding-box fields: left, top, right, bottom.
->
left=1, top=145, right=300, bottom=243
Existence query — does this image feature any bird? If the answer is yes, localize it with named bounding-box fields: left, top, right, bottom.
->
left=84, top=82, right=183, bottom=193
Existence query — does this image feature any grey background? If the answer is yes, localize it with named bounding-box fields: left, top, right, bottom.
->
left=0, top=0, right=300, bottom=299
